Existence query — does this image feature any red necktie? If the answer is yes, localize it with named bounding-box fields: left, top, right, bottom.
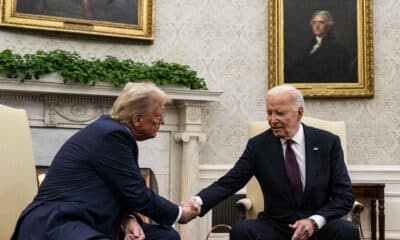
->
left=285, top=139, right=303, bottom=205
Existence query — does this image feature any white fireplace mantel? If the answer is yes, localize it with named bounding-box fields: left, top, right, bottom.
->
left=0, top=77, right=222, bottom=240
left=0, top=77, right=221, bottom=101
left=0, top=77, right=221, bottom=127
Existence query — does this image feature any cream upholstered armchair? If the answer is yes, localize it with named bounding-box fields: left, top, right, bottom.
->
left=0, top=104, right=38, bottom=240
left=236, top=116, right=364, bottom=238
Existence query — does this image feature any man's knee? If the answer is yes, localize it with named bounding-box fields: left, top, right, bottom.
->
left=162, top=227, right=180, bottom=240
left=230, top=221, right=250, bottom=240
left=168, top=229, right=180, bottom=240
left=142, top=224, right=180, bottom=240
left=342, top=221, right=360, bottom=240
left=319, top=219, right=359, bottom=240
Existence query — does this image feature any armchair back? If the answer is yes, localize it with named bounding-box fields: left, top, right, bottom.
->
left=0, top=105, right=38, bottom=239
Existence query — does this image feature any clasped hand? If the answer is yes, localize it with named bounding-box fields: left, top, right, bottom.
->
left=178, top=198, right=201, bottom=224
left=289, top=218, right=316, bottom=240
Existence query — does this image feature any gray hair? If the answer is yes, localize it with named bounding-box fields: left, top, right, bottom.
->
left=111, top=82, right=170, bottom=125
left=266, top=84, right=304, bottom=110
left=310, top=10, right=335, bottom=28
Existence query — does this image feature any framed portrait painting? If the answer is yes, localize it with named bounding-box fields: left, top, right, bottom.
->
left=0, top=0, right=154, bottom=40
left=268, top=0, right=373, bottom=98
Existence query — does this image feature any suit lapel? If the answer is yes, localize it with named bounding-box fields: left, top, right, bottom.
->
left=269, top=134, right=287, bottom=181
left=303, top=124, right=320, bottom=199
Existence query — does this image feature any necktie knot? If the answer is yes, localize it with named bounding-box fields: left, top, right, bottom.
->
left=286, top=139, right=294, bottom=147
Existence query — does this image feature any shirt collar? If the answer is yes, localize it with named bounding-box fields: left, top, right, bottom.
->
left=280, top=124, right=304, bottom=146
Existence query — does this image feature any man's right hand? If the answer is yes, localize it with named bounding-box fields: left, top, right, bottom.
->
left=178, top=200, right=201, bottom=224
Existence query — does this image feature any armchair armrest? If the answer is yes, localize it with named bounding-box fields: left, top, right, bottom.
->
left=236, top=198, right=252, bottom=220
left=350, top=201, right=365, bottom=240
left=236, top=198, right=253, bottom=211
left=236, top=198, right=364, bottom=230
left=350, top=201, right=364, bottom=223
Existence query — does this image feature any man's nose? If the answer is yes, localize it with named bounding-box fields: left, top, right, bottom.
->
left=268, top=114, right=277, bottom=124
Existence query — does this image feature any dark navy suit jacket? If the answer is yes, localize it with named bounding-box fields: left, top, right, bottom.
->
left=13, top=115, right=179, bottom=239
left=197, top=124, right=354, bottom=224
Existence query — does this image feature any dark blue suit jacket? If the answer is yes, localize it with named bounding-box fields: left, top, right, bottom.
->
left=13, top=115, right=179, bottom=239
left=197, top=124, right=354, bottom=224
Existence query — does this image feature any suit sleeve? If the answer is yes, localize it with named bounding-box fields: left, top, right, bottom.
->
left=89, top=129, right=179, bottom=225
left=315, top=136, right=354, bottom=221
left=197, top=140, right=257, bottom=216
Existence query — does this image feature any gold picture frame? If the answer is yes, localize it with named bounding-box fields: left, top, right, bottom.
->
left=0, top=0, right=154, bottom=40
left=268, top=0, right=373, bottom=98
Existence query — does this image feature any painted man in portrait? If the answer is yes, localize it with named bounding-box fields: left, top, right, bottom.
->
left=285, top=10, right=354, bottom=83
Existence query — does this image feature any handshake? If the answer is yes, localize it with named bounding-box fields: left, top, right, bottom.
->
left=178, top=197, right=202, bottom=224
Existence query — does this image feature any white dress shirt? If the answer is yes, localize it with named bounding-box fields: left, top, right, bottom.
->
left=281, top=124, right=326, bottom=230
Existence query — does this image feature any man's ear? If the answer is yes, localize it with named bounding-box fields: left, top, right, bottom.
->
left=131, top=114, right=141, bottom=127
left=298, top=107, right=304, bottom=120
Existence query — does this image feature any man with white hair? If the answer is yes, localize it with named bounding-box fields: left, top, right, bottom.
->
left=194, top=85, right=358, bottom=239
left=286, top=10, right=352, bottom=83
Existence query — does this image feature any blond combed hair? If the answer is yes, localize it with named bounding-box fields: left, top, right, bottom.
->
left=111, top=82, right=170, bottom=124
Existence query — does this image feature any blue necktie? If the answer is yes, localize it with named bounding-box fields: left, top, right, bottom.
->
left=285, top=139, right=303, bottom=204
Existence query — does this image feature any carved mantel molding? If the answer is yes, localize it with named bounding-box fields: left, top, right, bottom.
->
left=0, top=77, right=222, bottom=128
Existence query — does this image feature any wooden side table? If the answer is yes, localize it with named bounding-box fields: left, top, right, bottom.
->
left=352, top=183, right=385, bottom=240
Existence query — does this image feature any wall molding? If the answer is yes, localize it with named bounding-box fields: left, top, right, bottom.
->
left=199, top=163, right=400, bottom=186
left=348, top=165, right=400, bottom=183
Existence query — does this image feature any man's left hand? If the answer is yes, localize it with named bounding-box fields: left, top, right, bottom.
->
left=124, top=217, right=145, bottom=240
left=289, top=218, right=316, bottom=240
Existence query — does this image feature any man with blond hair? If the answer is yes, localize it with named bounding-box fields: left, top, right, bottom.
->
left=194, top=85, right=358, bottom=239
left=13, top=82, right=199, bottom=240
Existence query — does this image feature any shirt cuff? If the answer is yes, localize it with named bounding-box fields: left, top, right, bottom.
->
left=193, top=196, right=203, bottom=206
left=174, top=206, right=182, bottom=224
left=309, top=215, right=326, bottom=230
